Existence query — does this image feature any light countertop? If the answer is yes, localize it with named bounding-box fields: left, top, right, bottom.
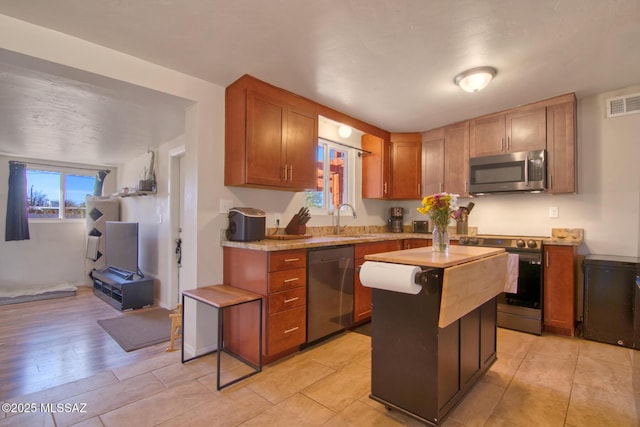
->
left=364, top=245, right=505, bottom=268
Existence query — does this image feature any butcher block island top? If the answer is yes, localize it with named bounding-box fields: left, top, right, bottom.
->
left=364, top=245, right=505, bottom=268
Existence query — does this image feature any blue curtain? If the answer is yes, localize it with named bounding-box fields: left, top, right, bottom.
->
left=93, top=169, right=110, bottom=196
left=5, top=161, right=30, bottom=241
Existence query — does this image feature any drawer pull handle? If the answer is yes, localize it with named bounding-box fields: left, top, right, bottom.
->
left=284, top=258, right=300, bottom=262
left=283, top=278, right=299, bottom=283
left=284, top=297, right=299, bottom=303
left=284, top=326, right=299, bottom=334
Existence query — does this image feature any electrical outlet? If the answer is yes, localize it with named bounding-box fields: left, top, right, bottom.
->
left=274, top=213, right=281, bottom=226
left=549, top=206, right=559, bottom=218
left=219, top=199, right=234, bottom=214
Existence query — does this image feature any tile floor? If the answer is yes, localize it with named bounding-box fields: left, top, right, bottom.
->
left=1, top=328, right=639, bottom=426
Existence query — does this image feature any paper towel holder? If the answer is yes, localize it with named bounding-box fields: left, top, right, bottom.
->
left=415, top=268, right=439, bottom=294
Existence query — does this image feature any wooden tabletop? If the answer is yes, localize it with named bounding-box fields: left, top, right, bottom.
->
left=183, top=284, right=262, bottom=308
left=364, top=245, right=505, bottom=268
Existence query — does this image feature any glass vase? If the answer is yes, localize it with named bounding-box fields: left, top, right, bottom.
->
left=432, top=224, right=449, bottom=253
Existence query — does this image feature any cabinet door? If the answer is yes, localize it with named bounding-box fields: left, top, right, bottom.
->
left=390, top=133, right=422, bottom=199
left=543, top=245, right=575, bottom=336
left=246, top=90, right=287, bottom=187
left=362, top=134, right=391, bottom=199
left=469, top=115, right=505, bottom=157
left=422, top=129, right=445, bottom=196
left=546, top=101, right=576, bottom=194
left=284, top=106, right=318, bottom=190
left=505, top=107, right=546, bottom=153
left=444, top=121, right=470, bottom=196
left=353, top=257, right=372, bottom=323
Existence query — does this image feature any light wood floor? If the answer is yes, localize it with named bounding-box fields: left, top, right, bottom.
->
left=0, top=286, right=170, bottom=400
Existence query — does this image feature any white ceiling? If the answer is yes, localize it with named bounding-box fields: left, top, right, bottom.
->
left=0, top=0, right=639, bottom=166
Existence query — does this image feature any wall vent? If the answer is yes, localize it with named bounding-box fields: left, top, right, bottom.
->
left=606, top=93, right=640, bottom=118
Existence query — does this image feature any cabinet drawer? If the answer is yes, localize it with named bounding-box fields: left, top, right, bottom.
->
left=269, top=287, right=306, bottom=314
left=269, top=268, right=306, bottom=293
left=269, top=250, right=306, bottom=271
left=268, top=306, right=306, bottom=355
left=355, top=240, right=402, bottom=259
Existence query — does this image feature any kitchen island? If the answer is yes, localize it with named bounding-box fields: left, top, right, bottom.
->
left=361, top=246, right=508, bottom=426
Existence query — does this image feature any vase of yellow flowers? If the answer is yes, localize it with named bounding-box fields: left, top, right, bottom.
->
left=417, top=192, right=458, bottom=253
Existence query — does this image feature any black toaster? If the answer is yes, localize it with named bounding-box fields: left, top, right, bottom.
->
left=226, top=207, right=266, bottom=242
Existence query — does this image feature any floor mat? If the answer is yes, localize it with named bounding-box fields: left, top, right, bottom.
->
left=97, top=308, right=172, bottom=352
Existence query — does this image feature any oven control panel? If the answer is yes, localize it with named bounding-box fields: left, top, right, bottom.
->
left=458, top=235, right=543, bottom=252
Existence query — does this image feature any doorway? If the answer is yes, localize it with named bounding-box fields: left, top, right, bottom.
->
left=168, top=145, right=186, bottom=309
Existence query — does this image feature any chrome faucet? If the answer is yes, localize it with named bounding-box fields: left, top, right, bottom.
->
left=335, top=203, right=357, bottom=235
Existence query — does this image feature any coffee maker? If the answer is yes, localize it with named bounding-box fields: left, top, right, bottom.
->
left=388, top=207, right=404, bottom=233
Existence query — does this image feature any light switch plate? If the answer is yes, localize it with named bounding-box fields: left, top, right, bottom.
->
left=549, top=206, right=559, bottom=218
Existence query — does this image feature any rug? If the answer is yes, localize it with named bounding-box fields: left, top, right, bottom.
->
left=98, top=308, right=172, bottom=352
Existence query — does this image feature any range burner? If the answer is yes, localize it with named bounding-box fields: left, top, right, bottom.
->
left=458, top=234, right=544, bottom=252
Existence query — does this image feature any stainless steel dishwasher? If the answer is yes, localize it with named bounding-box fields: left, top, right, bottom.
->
left=306, top=245, right=354, bottom=344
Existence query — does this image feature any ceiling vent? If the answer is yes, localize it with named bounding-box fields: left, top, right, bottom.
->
left=606, top=93, right=640, bottom=118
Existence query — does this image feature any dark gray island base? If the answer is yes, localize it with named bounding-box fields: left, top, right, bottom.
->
left=370, top=278, right=497, bottom=426
left=362, top=246, right=507, bottom=426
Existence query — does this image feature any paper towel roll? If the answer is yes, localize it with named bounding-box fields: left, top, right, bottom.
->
left=359, top=261, right=423, bottom=295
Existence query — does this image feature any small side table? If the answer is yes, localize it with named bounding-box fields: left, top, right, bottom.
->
left=181, top=284, right=263, bottom=390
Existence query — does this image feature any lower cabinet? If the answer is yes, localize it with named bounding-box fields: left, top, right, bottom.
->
left=223, top=247, right=307, bottom=363
left=353, top=240, right=403, bottom=323
left=543, top=244, right=576, bottom=336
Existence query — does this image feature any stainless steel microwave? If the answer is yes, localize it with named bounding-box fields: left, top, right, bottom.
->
left=469, top=149, right=547, bottom=195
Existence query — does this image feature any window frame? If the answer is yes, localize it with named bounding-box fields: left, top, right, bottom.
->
left=26, top=166, right=96, bottom=222
left=305, top=138, right=356, bottom=216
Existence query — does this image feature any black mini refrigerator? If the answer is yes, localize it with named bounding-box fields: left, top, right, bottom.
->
left=584, top=255, right=640, bottom=349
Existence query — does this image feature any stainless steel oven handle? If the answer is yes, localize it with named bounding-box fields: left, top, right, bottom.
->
left=524, top=154, right=529, bottom=186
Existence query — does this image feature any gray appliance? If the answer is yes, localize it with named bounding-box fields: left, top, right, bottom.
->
left=388, top=207, right=404, bottom=233
left=306, top=245, right=354, bottom=344
left=584, top=255, right=640, bottom=349
left=469, top=149, right=547, bottom=195
left=226, top=207, right=265, bottom=242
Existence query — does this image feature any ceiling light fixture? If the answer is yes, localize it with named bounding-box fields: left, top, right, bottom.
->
left=454, top=66, right=497, bottom=93
left=338, top=124, right=352, bottom=138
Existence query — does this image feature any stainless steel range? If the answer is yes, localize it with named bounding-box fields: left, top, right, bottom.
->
left=458, top=235, right=544, bottom=335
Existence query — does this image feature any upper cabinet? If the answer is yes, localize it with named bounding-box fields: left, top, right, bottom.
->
left=362, top=133, right=422, bottom=200
left=362, top=134, right=391, bottom=199
left=390, top=133, right=422, bottom=199
left=470, top=108, right=546, bottom=158
left=444, top=122, right=470, bottom=197
left=546, top=97, right=577, bottom=194
left=225, top=75, right=318, bottom=191
left=422, top=122, right=470, bottom=197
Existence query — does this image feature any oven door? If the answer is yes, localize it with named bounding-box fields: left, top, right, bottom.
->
left=497, top=251, right=543, bottom=335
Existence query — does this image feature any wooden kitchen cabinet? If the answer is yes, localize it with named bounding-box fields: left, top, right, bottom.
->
left=390, top=133, right=422, bottom=199
left=546, top=97, right=577, bottom=194
left=403, top=238, right=430, bottom=249
left=470, top=107, right=546, bottom=158
left=444, top=121, right=470, bottom=197
left=421, top=128, right=445, bottom=196
left=362, top=133, right=421, bottom=200
left=422, top=121, right=469, bottom=197
left=362, top=134, right=391, bottom=199
left=543, top=244, right=576, bottom=336
left=225, top=75, right=318, bottom=191
left=353, top=240, right=403, bottom=323
left=223, top=247, right=307, bottom=363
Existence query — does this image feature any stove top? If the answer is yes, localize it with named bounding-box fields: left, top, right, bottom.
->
left=457, top=234, right=545, bottom=251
